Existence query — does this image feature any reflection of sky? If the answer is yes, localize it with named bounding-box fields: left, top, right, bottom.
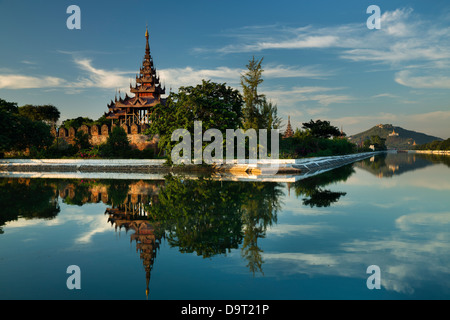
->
left=4, top=203, right=111, bottom=246
left=0, top=202, right=149, bottom=299
left=1, top=158, right=449, bottom=299
left=263, top=162, right=450, bottom=298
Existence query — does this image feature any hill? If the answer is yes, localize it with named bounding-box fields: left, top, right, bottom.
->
left=348, top=124, right=443, bottom=150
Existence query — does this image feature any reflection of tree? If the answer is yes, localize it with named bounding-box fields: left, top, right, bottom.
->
left=361, top=153, right=387, bottom=171
left=147, top=176, right=246, bottom=258
left=60, top=180, right=91, bottom=206
left=417, top=153, right=450, bottom=168
left=146, top=176, right=282, bottom=276
left=0, top=178, right=60, bottom=234
left=0, top=176, right=283, bottom=281
left=293, top=164, right=354, bottom=208
left=104, top=179, right=131, bottom=206
left=241, top=183, right=283, bottom=276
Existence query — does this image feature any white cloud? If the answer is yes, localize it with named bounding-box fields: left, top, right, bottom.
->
left=267, top=223, right=333, bottom=237
left=199, top=7, right=450, bottom=93
left=263, top=86, right=354, bottom=107
left=0, top=58, right=329, bottom=97
left=0, top=74, right=66, bottom=89
left=395, top=70, right=450, bottom=89
left=71, top=58, right=133, bottom=91
left=261, top=210, right=450, bottom=294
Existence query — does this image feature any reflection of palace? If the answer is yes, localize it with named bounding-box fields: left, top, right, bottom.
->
left=106, top=208, right=164, bottom=299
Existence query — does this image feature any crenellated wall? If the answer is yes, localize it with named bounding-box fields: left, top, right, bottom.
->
left=51, top=124, right=158, bottom=152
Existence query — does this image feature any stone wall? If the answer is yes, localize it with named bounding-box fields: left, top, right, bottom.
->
left=51, top=124, right=159, bottom=152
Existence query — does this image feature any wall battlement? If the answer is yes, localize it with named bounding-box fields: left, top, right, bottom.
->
left=51, top=124, right=158, bottom=152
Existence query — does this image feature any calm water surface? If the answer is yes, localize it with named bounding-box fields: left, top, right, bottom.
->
left=1, top=153, right=449, bottom=300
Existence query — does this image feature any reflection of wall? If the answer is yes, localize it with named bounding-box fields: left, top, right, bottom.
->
left=57, top=180, right=161, bottom=206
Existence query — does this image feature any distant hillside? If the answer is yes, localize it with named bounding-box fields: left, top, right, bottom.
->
left=348, top=124, right=443, bottom=150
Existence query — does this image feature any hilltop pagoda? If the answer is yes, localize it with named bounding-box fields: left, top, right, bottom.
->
left=105, top=27, right=166, bottom=126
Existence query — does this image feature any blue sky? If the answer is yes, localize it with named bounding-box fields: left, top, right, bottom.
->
left=1, top=0, right=450, bottom=138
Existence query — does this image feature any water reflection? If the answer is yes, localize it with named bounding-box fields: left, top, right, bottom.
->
left=290, top=164, right=353, bottom=207
left=1, top=154, right=449, bottom=299
left=0, top=168, right=347, bottom=292
left=0, top=179, right=60, bottom=234
left=356, top=152, right=450, bottom=178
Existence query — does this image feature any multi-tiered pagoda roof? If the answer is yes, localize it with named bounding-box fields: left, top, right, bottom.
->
left=105, top=28, right=166, bottom=126
left=283, top=116, right=294, bottom=138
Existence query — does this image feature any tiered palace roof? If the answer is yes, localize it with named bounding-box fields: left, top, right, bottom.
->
left=105, top=28, right=166, bottom=126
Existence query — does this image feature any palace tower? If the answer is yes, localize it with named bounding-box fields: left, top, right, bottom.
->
left=105, top=27, right=166, bottom=126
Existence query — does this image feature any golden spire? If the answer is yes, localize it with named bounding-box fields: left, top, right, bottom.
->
left=145, top=25, right=150, bottom=57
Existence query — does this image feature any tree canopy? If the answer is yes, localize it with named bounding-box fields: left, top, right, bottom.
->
left=302, top=119, right=342, bottom=139
left=0, top=98, right=53, bottom=156
left=18, top=104, right=60, bottom=125
left=364, top=135, right=387, bottom=151
left=145, top=80, right=244, bottom=159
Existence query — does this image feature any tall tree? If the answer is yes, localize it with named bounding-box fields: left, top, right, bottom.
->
left=241, top=57, right=266, bottom=130
left=241, top=57, right=281, bottom=130
left=260, top=99, right=282, bottom=130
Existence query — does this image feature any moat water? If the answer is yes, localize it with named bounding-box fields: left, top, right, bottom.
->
left=1, top=152, right=449, bottom=300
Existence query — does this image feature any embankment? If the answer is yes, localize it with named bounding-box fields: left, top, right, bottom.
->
left=0, top=152, right=380, bottom=177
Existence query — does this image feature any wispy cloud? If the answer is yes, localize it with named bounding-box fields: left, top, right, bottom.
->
left=0, top=74, right=66, bottom=89
left=0, top=56, right=330, bottom=95
left=197, top=8, right=450, bottom=91
left=263, top=86, right=354, bottom=107
left=395, top=70, right=450, bottom=89
left=70, top=58, right=133, bottom=90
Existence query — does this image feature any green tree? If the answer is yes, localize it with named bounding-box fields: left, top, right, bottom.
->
left=241, top=56, right=266, bottom=130
left=61, top=117, right=94, bottom=130
left=364, top=135, right=387, bottom=151
left=0, top=98, right=18, bottom=114
left=241, top=57, right=282, bottom=131
left=0, top=99, right=53, bottom=157
left=302, top=119, right=341, bottom=139
left=74, top=130, right=92, bottom=151
left=102, top=126, right=132, bottom=158
left=18, top=104, right=60, bottom=125
left=260, top=99, right=282, bottom=130
left=146, top=80, right=243, bottom=161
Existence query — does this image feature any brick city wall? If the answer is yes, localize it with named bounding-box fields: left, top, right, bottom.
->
left=51, top=123, right=159, bottom=152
